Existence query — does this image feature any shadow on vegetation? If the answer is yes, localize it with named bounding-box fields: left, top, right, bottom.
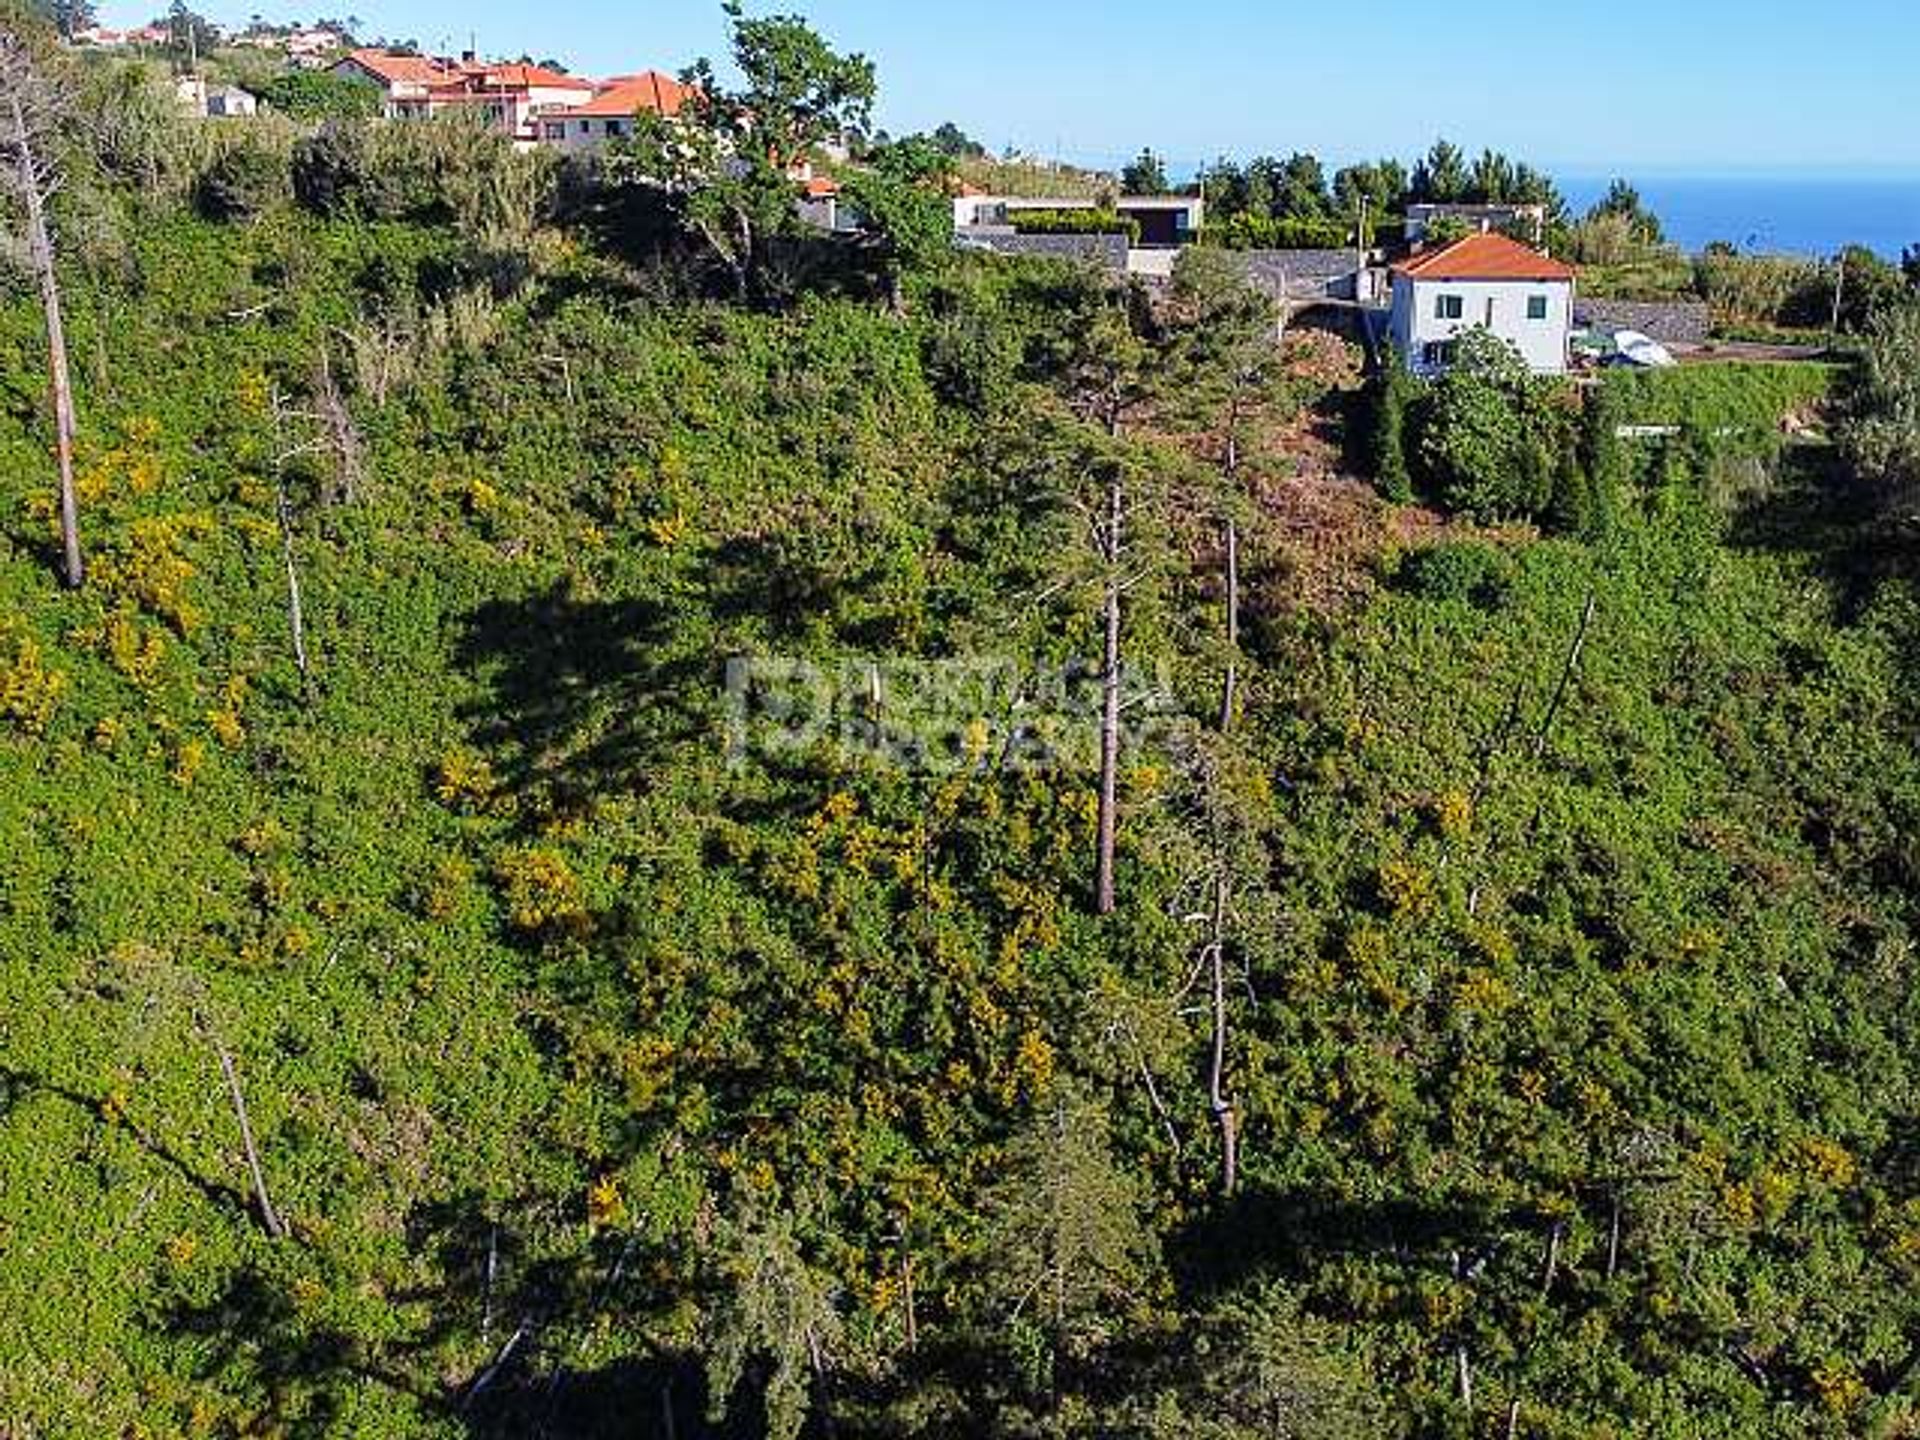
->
left=1727, top=448, right=1917, bottom=619
left=454, top=582, right=716, bottom=820
left=1168, top=1185, right=1526, bottom=1299
left=1726, top=446, right=1920, bottom=726
left=0, top=1064, right=254, bottom=1220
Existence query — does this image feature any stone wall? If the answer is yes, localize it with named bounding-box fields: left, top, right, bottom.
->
left=1232, top=249, right=1361, bottom=300
left=953, top=228, right=1129, bottom=270
left=1573, top=298, right=1712, bottom=348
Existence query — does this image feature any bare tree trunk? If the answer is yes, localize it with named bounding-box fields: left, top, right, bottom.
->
left=1218, top=419, right=1242, bottom=732
left=1606, top=1190, right=1622, bottom=1279
left=315, top=346, right=362, bottom=505
left=11, top=94, right=82, bottom=589
left=269, top=395, right=312, bottom=684
left=1218, top=518, right=1240, bottom=732
left=1533, top=592, right=1597, bottom=758
left=215, top=1039, right=287, bottom=1239
left=901, top=1254, right=917, bottom=1352
left=1095, top=463, right=1122, bottom=916
left=1206, top=871, right=1237, bottom=1195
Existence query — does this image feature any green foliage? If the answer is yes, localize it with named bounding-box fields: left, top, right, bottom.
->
left=1392, top=540, right=1516, bottom=607
left=1369, top=356, right=1416, bottom=503
left=193, top=129, right=291, bottom=221
left=1200, top=211, right=1349, bottom=251
left=1840, top=298, right=1920, bottom=524
left=1585, top=177, right=1665, bottom=246
left=1010, top=207, right=1141, bottom=240
left=841, top=135, right=955, bottom=306
left=1601, top=359, right=1839, bottom=436
left=3, top=50, right=1918, bottom=1440
left=1419, top=330, right=1573, bottom=521
left=1121, top=146, right=1170, bottom=195
left=254, top=68, right=381, bottom=121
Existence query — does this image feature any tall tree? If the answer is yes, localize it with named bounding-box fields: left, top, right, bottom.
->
left=1120, top=145, right=1169, bottom=196
left=1163, top=247, right=1283, bottom=1190
left=1410, top=138, right=1469, bottom=204
left=842, top=134, right=954, bottom=312
left=1061, top=286, right=1154, bottom=916
left=981, top=1084, right=1157, bottom=1390
left=1, top=27, right=84, bottom=587
left=1334, top=158, right=1408, bottom=221
left=1275, top=151, right=1330, bottom=220
left=619, top=1, right=875, bottom=302
left=1587, top=177, right=1665, bottom=245
left=29, top=0, right=94, bottom=39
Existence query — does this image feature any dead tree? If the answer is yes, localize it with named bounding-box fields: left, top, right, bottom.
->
left=1203, top=869, right=1238, bottom=1194
left=1, top=33, right=83, bottom=588
left=1095, top=458, right=1124, bottom=915
left=268, top=386, right=334, bottom=685
left=313, top=345, right=364, bottom=506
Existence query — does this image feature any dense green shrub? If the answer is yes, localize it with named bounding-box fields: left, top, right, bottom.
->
left=255, top=68, right=383, bottom=121
left=1368, top=352, right=1416, bottom=502
left=1419, top=330, right=1574, bottom=520
left=1010, top=207, right=1141, bottom=240
left=1391, top=539, right=1515, bottom=606
left=1201, top=212, right=1350, bottom=250
left=193, top=134, right=290, bottom=221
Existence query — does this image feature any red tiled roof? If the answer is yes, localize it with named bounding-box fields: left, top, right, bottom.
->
left=560, top=71, right=696, bottom=119
left=804, top=175, right=841, bottom=197
left=338, top=48, right=450, bottom=87
left=427, top=63, right=593, bottom=101
left=463, top=62, right=589, bottom=90
left=1393, top=232, right=1576, bottom=282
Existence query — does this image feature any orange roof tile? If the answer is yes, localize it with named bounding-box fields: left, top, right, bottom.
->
left=560, top=71, right=696, bottom=119
left=338, top=47, right=449, bottom=87
left=1393, top=232, right=1575, bottom=283
left=803, top=175, right=840, bottom=197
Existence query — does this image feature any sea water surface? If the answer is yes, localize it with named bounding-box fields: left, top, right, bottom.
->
left=1557, top=173, right=1920, bottom=259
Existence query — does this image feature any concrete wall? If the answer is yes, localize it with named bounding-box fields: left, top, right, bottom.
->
left=1391, top=275, right=1573, bottom=376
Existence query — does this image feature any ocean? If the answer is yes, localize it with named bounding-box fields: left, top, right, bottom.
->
left=1557, top=174, right=1920, bottom=260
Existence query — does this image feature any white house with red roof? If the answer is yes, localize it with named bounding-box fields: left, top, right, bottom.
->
left=534, top=71, right=697, bottom=152
left=1388, top=232, right=1577, bottom=377
left=331, top=49, right=595, bottom=142
left=331, top=49, right=452, bottom=117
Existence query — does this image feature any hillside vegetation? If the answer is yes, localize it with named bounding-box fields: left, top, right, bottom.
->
left=3, top=13, right=1920, bottom=1440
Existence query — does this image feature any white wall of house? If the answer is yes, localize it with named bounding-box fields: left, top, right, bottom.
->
left=537, top=114, right=645, bottom=153
left=1390, top=276, right=1573, bottom=377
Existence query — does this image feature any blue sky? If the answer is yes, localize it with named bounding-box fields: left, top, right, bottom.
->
left=102, top=0, right=1920, bottom=175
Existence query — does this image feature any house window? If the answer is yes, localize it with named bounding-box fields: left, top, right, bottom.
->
left=1435, top=294, right=1464, bottom=321
left=578, top=120, right=590, bottom=134
left=1527, top=294, right=1550, bottom=321
left=606, top=119, right=626, bottom=137
left=1422, top=340, right=1459, bottom=369
left=543, top=122, right=563, bottom=139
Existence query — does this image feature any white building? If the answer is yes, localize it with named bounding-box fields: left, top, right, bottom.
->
left=953, top=193, right=1204, bottom=248
left=535, top=71, right=695, bottom=154
left=1388, top=232, right=1576, bottom=377
left=174, top=76, right=259, bottom=118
